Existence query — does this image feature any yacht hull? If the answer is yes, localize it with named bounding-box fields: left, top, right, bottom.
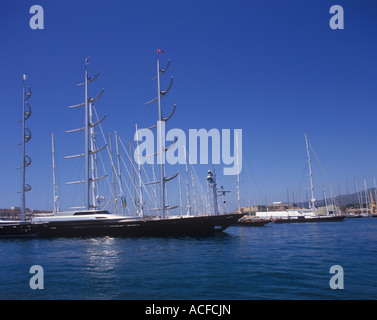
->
left=34, top=213, right=244, bottom=238
left=0, top=221, right=37, bottom=238
left=234, top=219, right=270, bottom=227
left=274, top=215, right=346, bottom=224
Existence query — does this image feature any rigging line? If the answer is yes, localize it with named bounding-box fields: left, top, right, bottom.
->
left=93, top=106, right=127, bottom=212
left=119, top=172, right=139, bottom=214
left=114, top=164, right=133, bottom=212
left=70, top=166, right=83, bottom=210
left=108, top=152, right=133, bottom=215
left=141, top=165, right=160, bottom=205
left=118, top=135, right=154, bottom=187
left=236, top=150, right=258, bottom=206
left=190, top=171, right=198, bottom=214
left=308, top=141, right=332, bottom=187
left=240, top=164, right=257, bottom=206
left=91, top=123, right=101, bottom=206
left=114, top=153, right=137, bottom=214
left=115, top=138, right=155, bottom=214
left=117, top=136, right=155, bottom=204
left=148, top=163, right=159, bottom=208
left=113, top=139, right=138, bottom=199
left=293, top=162, right=308, bottom=204
left=117, top=136, right=144, bottom=183
left=151, top=164, right=159, bottom=210
left=184, top=145, right=207, bottom=214
left=102, top=198, right=112, bottom=211
left=190, top=164, right=209, bottom=214
left=109, top=140, right=137, bottom=214
left=92, top=108, right=119, bottom=183
left=203, top=185, right=211, bottom=214
left=96, top=148, right=113, bottom=208
left=245, top=154, right=264, bottom=205
left=65, top=154, right=85, bottom=209
left=117, top=142, right=155, bottom=209
left=118, top=151, right=153, bottom=208
left=117, top=141, right=143, bottom=209
left=190, top=164, right=204, bottom=196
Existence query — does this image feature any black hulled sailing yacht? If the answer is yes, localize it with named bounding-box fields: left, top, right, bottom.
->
left=31, top=54, right=243, bottom=237
left=33, top=51, right=243, bottom=236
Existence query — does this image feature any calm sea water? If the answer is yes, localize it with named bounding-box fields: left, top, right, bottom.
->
left=1, top=218, right=376, bottom=300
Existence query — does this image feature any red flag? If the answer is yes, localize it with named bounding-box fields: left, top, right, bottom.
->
left=157, top=49, right=165, bottom=54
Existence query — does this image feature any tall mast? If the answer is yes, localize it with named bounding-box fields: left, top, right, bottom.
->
left=191, top=171, right=198, bottom=213
left=21, top=77, right=26, bottom=221
left=51, top=133, right=58, bottom=214
left=305, top=133, right=316, bottom=210
left=135, top=123, right=144, bottom=217
left=66, top=57, right=106, bottom=211
left=364, top=178, right=369, bottom=214
left=184, top=145, right=191, bottom=215
left=156, top=55, right=165, bottom=219
left=145, top=50, right=176, bottom=219
left=236, top=131, right=241, bottom=213
left=323, top=186, right=329, bottom=215
left=329, top=184, right=335, bottom=210
left=109, top=132, right=117, bottom=214
left=20, top=74, right=32, bottom=221
left=84, top=59, right=90, bottom=210
left=129, top=141, right=137, bottom=215
left=354, top=177, right=362, bottom=211
left=89, top=101, right=97, bottom=208
left=115, top=131, right=125, bottom=215
left=178, top=173, right=183, bottom=217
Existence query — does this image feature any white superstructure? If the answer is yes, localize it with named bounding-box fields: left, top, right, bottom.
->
left=255, top=209, right=316, bottom=219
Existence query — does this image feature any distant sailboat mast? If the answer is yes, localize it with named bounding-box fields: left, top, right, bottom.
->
left=236, top=131, right=241, bottom=214
left=305, top=133, right=316, bottom=210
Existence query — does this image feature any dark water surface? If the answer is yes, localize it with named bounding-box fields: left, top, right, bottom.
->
left=1, top=218, right=376, bottom=300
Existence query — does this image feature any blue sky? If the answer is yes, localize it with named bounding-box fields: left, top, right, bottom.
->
left=1, top=0, right=377, bottom=211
